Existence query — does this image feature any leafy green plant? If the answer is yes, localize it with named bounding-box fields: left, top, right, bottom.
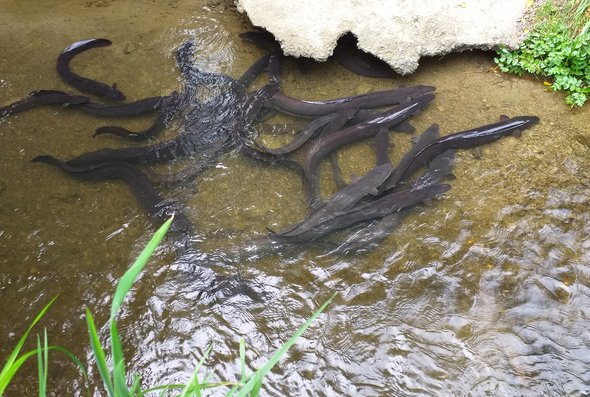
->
left=86, top=215, right=336, bottom=396
left=85, top=215, right=174, bottom=397
left=144, top=289, right=334, bottom=397
left=229, top=293, right=335, bottom=397
left=0, top=296, right=87, bottom=397
left=2, top=216, right=334, bottom=396
left=0, top=297, right=55, bottom=396
left=495, top=0, right=589, bottom=107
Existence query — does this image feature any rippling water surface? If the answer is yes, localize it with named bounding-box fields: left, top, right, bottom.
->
left=0, top=0, right=589, bottom=395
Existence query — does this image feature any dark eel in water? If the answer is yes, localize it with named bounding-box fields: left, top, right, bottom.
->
left=270, top=115, right=540, bottom=245
left=56, top=38, right=126, bottom=101
left=77, top=95, right=170, bottom=118
left=93, top=115, right=167, bottom=141
left=0, top=90, right=90, bottom=118
left=241, top=29, right=395, bottom=79
left=374, top=127, right=392, bottom=166
left=64, top=82, right=278, bottom=167
left=276, top=162, right=394, bottom=237
left=31, top=155, right=193, bottom=235
left=302, top=93, right=435, bottom=207
left=251, top=91, right=420, bottom=157
left=269, top=85, right=435, bottom=118
left=275, top=125, right=442, bottom=239
left=64, top=128, right=215, bottom=166
left=381, top=115, right=540, bottom=191
left=251, top=112, right=343, bottom=155
left=89, top=93, right=180, bottom=141
left=329, top=150, right=457, bottom=254
left=332, top=33, right=396, bottom=79
left=273, top=183, right=451, bottom=243
left=84, top=42, right=273, bottom=143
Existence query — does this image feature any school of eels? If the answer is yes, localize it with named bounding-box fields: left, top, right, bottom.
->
left=0, top=33, right=540, bottom=255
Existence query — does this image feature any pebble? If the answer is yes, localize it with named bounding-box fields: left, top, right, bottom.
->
left=124, top=42, right=137, bottom=55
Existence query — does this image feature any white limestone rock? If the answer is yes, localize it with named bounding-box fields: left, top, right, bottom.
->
left=235, top=0, right=531, bottom=74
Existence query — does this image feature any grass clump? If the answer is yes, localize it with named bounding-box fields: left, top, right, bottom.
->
left=0, top=296, right=87, bottom=397
left=2, top=215, right=335, bottom=396
left=87, top=215, right=336, bottom=396
left=495, top=0, right=589, bottom=107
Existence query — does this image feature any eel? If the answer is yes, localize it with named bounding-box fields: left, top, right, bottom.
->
left=237, top=53, right=272, bottom=88
left=375, top=122, right=440, bottom=180
left=269, top=85, right=435, bottom=118
left=353, top=109, right=416, bottom=132
left=175, top=39, right=239, bottom=93
left=333, top=34, right=395, bottom=79
left=239, top=30, right=283, bottom=54
left=0, top=90, right=89, bottom=118
left=65, top=82, right=278, bottom=167
left=77, top=95, right=170, bottom=118
left=381, top=115, right=540, bottom=191
left=91, top=38, right=270, bottom=143
left=331, top=149, right=457, bottom=254
left=303, top=94, right=435, bottom=207
left=56, top=38, right=126, bottom=101
left=93, top=114, right=167, bottom=141
left=31, top=155, right=193, bottom=235
left=65, top=129, right=213, bottom=166
left=288, top=124, right=444, bottom=239
left=316, top=106, right=360, bottom=188
left=274, top=183, right=451, bottom=243
left=252, top=112, right=342, bottom=155
left=277, top=162, right=394, bottom=237
left=374, top=127, right=391, bottom=166
left=410, top=150, right=456, bottom=190
left=252, top=105, right=359, bottom=157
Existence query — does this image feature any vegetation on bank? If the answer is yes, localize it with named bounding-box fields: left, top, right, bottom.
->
left=495, top=0, right=589, bottom=107
left=1, top=216, right=335, bottom=396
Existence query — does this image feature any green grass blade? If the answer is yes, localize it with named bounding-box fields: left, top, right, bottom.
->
left=250, top=372, right=262, bottom=396
left=48, top=346, right=88, bottom=384
left=226, top=384, right=239, bottom=396
left=239, top=339, right=247, bottom=384
left=107, top=216, right=172, bottom=396
left=36, top=335, right=42, bottom=397
left=1, top=344, right=86, bottom=397
left=1, top=349, right=39, bottom=395
left=36, top=335, right=41, bottom=397
left=145, top=380, right=235, bottom=396
left=143, top=384, right=183, bottom=394
left=129, top=374, right=143, bottom=396
left=36, top=334, right=43, bottom=397
left=226, top=339, right=249, bottom=396
left=235, top=292, right=336, bottom=397
left=113, top=360, right=130, bottom=397
left=0, top=295, right=58, bottom=395
left=36, top=329, right=48, bottom=397
left=156, top=385, right=172, bottom=397
left=85, top=309, right=114, bottom=397
left=110, top=216, right=173, bottom=320
left=110, top=323, right=129, bottom=397
left=177, top=344, right=212, bottom=397
left=42, top=330, right=48, bottom=395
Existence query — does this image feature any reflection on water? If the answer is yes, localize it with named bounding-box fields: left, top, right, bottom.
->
left=0, top=0, right=589, bottom=395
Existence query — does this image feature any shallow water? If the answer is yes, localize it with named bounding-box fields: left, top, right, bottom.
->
left=0, top=0, right=589, bottom=395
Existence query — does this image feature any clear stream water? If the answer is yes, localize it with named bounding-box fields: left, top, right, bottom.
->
left=0, top=0, right=589, bottom=395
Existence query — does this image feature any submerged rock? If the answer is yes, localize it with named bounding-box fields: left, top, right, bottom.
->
left=235, top=0, right=532, bottom=74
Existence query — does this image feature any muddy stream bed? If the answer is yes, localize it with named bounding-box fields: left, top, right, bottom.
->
left=0, top=0, right=589, bottom=395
